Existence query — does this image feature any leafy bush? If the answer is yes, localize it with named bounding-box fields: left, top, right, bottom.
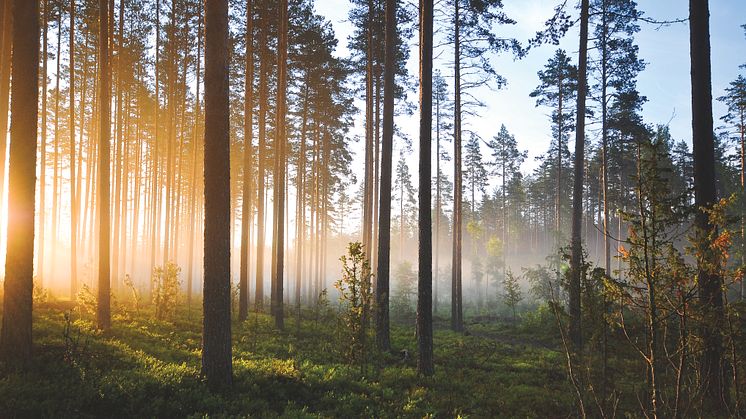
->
left=123, top=274, right=142, bottom=313
left=334, top=242, right=373, bottom=374
left=33, top=283, right=49, bottom=305
left=151, top=262, right=181, bottom=321
left=76, top=284, right=97, bottom=317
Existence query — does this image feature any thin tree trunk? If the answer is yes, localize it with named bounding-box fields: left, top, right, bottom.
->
left=239, top=0, right=253, bottom=322
left=52, top=11, right=61, bottom=288
left=187, top=2, right=202, bottom=311
left=272, top=0, right=288, bottom=330
left=70, top=0, right=79, bottom=298
left=295, top=81, right=309, bottom=311
left=362, top=0, right=374, bottom=261
left=254, top=25, right=268, bottom=312
left=568, top=0, right=590, bottom=351
left=39, top=0, right=48, bottom=287
left=416, top=0, right=434, bottom=376
left=97, top=0, right=112, bottom=331
left=434, top=84, right=440, bottom=315
left=375, top=0, right=395, bottom=352
left=451, top=0, right=463, bottom=332
left=150, top=0, right=161, bottom=281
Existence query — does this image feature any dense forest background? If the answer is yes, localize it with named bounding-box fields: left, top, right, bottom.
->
left=0, top=0, right=745, bottom=417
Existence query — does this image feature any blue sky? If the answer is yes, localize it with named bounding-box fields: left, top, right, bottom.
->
left=315, top=0, right=745, bottom=181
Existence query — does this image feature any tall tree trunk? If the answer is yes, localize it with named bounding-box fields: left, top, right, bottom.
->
left=271, top=0, right=288, bottom=330
left=0, top=0, right=12, bottom=248
left=295, top=81, right=309, bottom=310
left=76, top=28, right=90, bottom=282
left=239, top=0, right=253, bottom=322
left=416, top=0, right=434, bottom=377
left=690, top=0, right=728, bottom=410
left=254, top=27, right=268, bottom=312
left=362, top=0, right=374, bottom=260
left=97, top=0, right=112, bottom=331
left=202, top=0, right=232, bottom=389
left=70, top=0, right=79, bottom=299
left=556, top=70, right=563, bottom=251
left=568, top=0, right=590, bottom=351
left=740, top=104, right=745, bottom=301
left=451, top=0, right=463, bottom=332
left=599, top=2, right=610, bottom=402
left=150, top=0, right=161, bottom=280
left=39, top=0, right=48, bottom=287
left=187, top=2, right=202, bottom=311
left=375, top=0, right=395, bottom=352
left=0, top=0, right=39, bottom=364
left=163, top=0, right=177, bottom=265
left=52, top=11, right=61, bottom=286
left=434, top=83, right=440, bottom=315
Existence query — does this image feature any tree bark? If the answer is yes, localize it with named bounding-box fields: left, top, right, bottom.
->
left=690, top=0, right=728, bottom=410
left=416, top=0, right=434, bottom=377
left=0, top=0, right=39, bottom=365
left=239, top=0, right=253, bottom=322
left=271, top=0, right=288, bottom=330
left=97, top=0, right=112, bottom=331
left=375, top=0, right=395, bottom=353
left=202, top=0, right=233, bottom=389
left=254, top=17, right=268, bottom=312
left=70, top=0, right=79, bottom=300
left=451, top=0, right=463, bottom=332
left=568, top=0, right=590, bottom=352
left=39, top=0, right=48, bottom=287
left=0, top=0, right=12, bottom=246
left=187, top=1, right=202, bottom=311
left=362, top=0, right=374, bottom=262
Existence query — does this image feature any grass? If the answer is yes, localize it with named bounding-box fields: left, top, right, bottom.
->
left=0, top=304, right=576, bottom=418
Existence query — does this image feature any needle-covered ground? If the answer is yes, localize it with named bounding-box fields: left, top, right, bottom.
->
left=0, top=303, right=577, bottom=418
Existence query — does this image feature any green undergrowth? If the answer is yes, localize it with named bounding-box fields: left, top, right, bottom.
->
left=0, top=305, right=574, bottom=418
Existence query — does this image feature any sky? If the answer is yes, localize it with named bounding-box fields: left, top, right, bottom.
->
left=313, top=0, right=746, bottom=195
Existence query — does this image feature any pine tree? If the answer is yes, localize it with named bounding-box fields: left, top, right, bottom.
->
left=271, top=0, right=288, bottom=330
left=689, top=0, right=727, bottom=410
left=0, top=0, right=39, bottom=364
left=717, top=74, right=746, bottom=299
left=486, top=124, right=526, bottom=283
left=590, top=0, right=645, bottom=277
left=447, top=0, right=521, bottom=332
left=375, top=0, right=397, bottom=351
left=202, top=0, right=232, bottom=389
left=394, top=154, right=416, bottom=260
left=568, top=0, right=590, bottom=352
left=463, top=133, right=487, bottom=215
left=530, top=49, right=577, bottom=249
left=97, top=0, right=112, bottom=332
left=432, top=69, right=451, bottom=314
left=502, top=269, right=523, bottom=321
left=239, top=0, right=254, bottom=322
left=416, top=0, right=434, bottom=375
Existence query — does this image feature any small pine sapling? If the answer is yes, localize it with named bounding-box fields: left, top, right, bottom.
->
left=335, top=242, right=373, bottom=375
left=502, top=269, right=523, bottom=321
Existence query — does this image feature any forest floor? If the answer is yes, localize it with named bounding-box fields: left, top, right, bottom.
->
left=0, top=302, right=581, bottom=418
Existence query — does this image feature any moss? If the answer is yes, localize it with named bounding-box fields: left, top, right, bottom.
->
left=0, top=306, right=581, bottom=418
